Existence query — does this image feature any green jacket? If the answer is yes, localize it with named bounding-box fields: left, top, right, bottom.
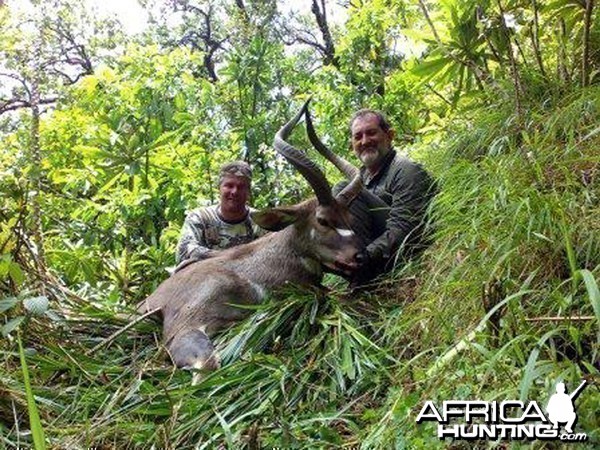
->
left=362, top=150, right=436, bottom=262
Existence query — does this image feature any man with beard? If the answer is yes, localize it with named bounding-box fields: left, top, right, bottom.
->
left=176, top=161, right=265, bottom=268
left=341, top=109, right=437, bottom=285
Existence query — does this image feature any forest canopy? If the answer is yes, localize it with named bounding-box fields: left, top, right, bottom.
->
left=1, top=0, right=598, bottom=448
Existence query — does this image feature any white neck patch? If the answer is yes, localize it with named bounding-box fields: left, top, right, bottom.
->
left=335, top=228, right=353, bottom=237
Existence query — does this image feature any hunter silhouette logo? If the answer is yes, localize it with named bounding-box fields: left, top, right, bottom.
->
left=546, top=380, right=586, bottom=434
left=416, top=379, right=588, bottom=442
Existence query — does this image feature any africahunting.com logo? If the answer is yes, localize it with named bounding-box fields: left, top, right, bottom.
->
left=416, top=380, right=588, bottom=442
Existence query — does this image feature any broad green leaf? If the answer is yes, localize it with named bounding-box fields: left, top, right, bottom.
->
left=411, top=56, right=452, bottom=79
left=578, top=269, right=600, bottom=326
left=2, top=316, right=25, bottom=337
left=519, top=329, right=559, bottom=401
left=0, top=297, right=18, bottom=313
left=9, top=261, right=25, bottom=285
left=23, top=296, right=49, bottom=316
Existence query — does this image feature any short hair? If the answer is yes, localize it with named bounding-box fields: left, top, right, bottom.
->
left=349, top=109, right=392, bottom=133
left=219, top=161, right=252, bottom=185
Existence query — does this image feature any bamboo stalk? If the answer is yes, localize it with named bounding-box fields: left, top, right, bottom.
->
left=525, top=316, right=595, bottom=322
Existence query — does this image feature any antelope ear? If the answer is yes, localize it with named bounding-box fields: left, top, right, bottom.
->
left=251, top=207, right=302, bottom=231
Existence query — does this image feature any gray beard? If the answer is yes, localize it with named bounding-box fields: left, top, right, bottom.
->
left=360, top=151, right=380, bottom=168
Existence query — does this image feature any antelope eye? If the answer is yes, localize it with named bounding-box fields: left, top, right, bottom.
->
left=317, top=217, right=328, bottom=227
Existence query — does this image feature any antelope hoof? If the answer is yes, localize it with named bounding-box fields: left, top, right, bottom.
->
left=191, top=354, right=221, bottom=385
left=169, top=329, right=220, bottom=371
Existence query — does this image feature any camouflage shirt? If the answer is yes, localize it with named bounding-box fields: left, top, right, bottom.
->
left=362, top=149, right=436, bottom=262
left=176, top=205, right=266, bottom=264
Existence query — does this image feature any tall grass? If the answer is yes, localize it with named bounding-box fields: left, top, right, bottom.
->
left=17, top=330, right=46, bottom=450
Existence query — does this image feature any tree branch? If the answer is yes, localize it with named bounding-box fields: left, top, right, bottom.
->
left=529, top=0, right=547, bottom=78
left=234, top=0, right=250, bottom=23
left=0, top=71, right=28, bottom=88
left=0, top=96, right=58, bottom=115
left=310, top=0, right=338, bottom=67
left=172, top=1, right=227, bottom=82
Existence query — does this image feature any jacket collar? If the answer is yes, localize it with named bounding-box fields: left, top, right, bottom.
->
left=217, top=206, right=250, bottom=224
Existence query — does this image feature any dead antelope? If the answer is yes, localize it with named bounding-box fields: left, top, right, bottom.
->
left=137, top=100, right=363, bottom=374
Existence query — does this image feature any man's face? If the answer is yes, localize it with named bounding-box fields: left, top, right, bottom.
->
left=219, top=174, right=250, bottom=212
left=351, top=113, right=394, bottom=170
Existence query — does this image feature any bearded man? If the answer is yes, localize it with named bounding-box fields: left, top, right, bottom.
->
left=340, top=109, right=437, bottom=285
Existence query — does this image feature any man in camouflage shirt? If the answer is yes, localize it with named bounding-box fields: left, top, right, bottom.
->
left=176, top=161, right=266, bottom=268
left=340, top=109, right=437, bottom=284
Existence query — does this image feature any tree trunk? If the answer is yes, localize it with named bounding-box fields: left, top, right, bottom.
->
left=30, top=37, right=47, bottom=285
left=530, top=0, right=547, bottom=78
left=311, top=0, right=338, bottom=67
left=582, top=0, right=595, bottom=87
left=497, top=0, right=523, bottom=121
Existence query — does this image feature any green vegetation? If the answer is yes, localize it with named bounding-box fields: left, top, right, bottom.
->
left=1, top=0, right=598, bottom=448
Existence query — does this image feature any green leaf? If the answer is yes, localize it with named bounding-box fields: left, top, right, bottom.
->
left=519, top=329, right=559, bottom=401
left=147, top=129, right=182, bottom=151
left=519, top=346, right=540, bottom=402
left=18, top=331, right=47, bottom=449
left=174, top=92, right=186, bottom=110
left=23, top=296, right=49, bottom=316
left=9, top=261, right=25, bottom=285
left=213, top=409, right=235, bottom=448
left=2, top=316, right=25, bottom=337
left=0, top=297, right=18, bottom=313
left=0, top=256, right=10, bottom=278
left=411, top=56, right=452, bottom=79
left=173, top=111, right=195, bottom=124
left=341, top=338, right=356, bottom=380
left=578, top=269, right=600, bottom=327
